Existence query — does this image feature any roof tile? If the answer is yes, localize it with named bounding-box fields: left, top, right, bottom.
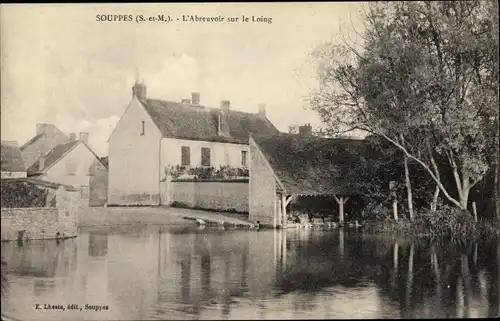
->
left=140, top=99, right=279, bottom=143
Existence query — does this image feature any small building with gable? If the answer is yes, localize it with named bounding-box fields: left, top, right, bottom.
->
left=249, top=130, right=367, bottom=228
left=22, top=125, right=108, bottom=207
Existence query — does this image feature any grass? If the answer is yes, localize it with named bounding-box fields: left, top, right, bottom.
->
left=364, top=205, right=500, bottom=242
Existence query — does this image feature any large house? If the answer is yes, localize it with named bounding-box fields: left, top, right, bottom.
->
left=107, top=80, right=280, bottom=206
left=21, top=124, right=108, bottom=206
left=1, top=141, right=27, bottom=178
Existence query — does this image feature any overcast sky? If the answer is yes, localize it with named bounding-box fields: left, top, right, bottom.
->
left=1, top=3, right=365, bottom=155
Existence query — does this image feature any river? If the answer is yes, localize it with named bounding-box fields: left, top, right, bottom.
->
left=1, top=223, right=499, bottom=320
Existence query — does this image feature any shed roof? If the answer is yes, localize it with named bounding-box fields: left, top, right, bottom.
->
left=139, top=98, right=280, bottom=144
left=251, top=133, right=367, bottom=196
left=1, top=141, right=26, bottom=172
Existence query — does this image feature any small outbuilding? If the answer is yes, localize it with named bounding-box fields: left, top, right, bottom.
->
left=249, top=133, right=367, bottom=228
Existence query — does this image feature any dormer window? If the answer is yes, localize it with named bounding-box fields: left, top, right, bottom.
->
left=140, top=121, right=145, bottom=135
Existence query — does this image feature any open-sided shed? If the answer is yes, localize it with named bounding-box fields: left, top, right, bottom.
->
left=249, top=133, right=367, bottom=228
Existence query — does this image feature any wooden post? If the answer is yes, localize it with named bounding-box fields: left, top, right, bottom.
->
left=281, top=194, right=290, bottom=229
left=390, top=181, right=398, bottom=221
left=273, top=196, right=277, bottom=228
left=334, top=195, right=349, bottom=225
left=472, top=202, right=478, bottom=222
left=339, top=199, right=344, bottom=224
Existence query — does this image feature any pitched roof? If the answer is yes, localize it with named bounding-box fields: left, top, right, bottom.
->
left=251, top=133, right=367, bottom=196
left=139, top=98, right=280, bottom=144
left=27, top=140, right=79, bottom=175
left=1, top=141, right=26, bottom=172
left=20, top=134, right=44, bottom=150
left=27, top=140, right=107, bottom=175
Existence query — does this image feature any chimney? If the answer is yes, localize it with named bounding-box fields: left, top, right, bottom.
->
left=132, top=80, right=147, bottom=100
left=69, top=132, right=76, bottom=141
left=79, top=132, right=89, bottom=144
left=181, top=98, right=191, bottom=104
left=221, top=100, right=230, bottom=112
left=36, top=123, right=48, bottom=135
left=191, top=92, right=200, bottom=105
left=299, top=123, right=313, bottom=136
left=38, top=154, right=45, bottom=172
left=258, top=103, right=266, bottom=118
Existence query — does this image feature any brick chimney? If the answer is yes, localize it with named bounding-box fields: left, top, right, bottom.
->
left=221, top=100, right=230, bottom=113
left=299, top=123, right=313, bottom=136
left=191, top=92, right=200, bottom=105
left=218, top=100, right=230, bottom=136
left=79, top=132, right=89, bottom=144
left=69, top=132, right=76, bottom=141
left=36, top=123, right=48, bottom=135
left=132, top=80, right=147, bottom=100
left=258, top=103, right=266, bottom=118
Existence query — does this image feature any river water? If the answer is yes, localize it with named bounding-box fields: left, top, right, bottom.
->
left=1, top=224, right=499, bottom=320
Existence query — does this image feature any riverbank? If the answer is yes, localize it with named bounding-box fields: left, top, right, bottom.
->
left=364, top=206, right=500, bottom=241
left=76, top=206, right=253, bottom=228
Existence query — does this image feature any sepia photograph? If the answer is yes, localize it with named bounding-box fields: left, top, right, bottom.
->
left=1, top=2, right=499, bottom=320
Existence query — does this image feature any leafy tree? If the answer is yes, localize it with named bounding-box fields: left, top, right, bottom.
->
left=310, top=1, right=499, bottom=215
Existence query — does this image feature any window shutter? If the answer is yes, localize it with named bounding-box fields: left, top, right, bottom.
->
left=201, top=148, right=211, bottom=167
left=181, top=146, right=191, bottom=166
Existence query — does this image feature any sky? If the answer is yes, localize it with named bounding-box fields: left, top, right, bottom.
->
left=1, top=3, right=365, bottom=156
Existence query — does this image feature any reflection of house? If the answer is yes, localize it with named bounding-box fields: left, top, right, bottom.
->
left=23, top=127, right=108, bottom=206
left=1, top=140, right=27, bottom=178
left=88, top=233, right=108, bottom=257
left=107, top=80, right=279, bottom=206
left=249, top=131, right=366, bottom=227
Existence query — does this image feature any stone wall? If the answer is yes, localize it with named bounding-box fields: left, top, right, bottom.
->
left=1, top=186, right=79, bottom=241
left=1, top=207, right=77, bottom=241
left=170, top=180, right=248, bottom=213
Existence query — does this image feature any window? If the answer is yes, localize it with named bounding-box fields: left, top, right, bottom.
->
left=66, top=159, right=76, bottom=176
left=201, top=147, right=211, bottom=167
left=80, top=185, right=89, bottom=200
left=181, top=146, right=191, bottom=166
left=241, top=150, right=248, bottom=167
left=140, top=121, right=145, bottom=135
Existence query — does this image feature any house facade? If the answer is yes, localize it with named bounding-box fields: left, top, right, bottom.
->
left=108, top=80, right=280, bottom=206
left=24, top=130, right=108, bottom=207
left=1, top=141, right=27, bottom=178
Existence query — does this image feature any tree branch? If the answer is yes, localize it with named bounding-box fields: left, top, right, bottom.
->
left=369, top=127, right=463, bottom=208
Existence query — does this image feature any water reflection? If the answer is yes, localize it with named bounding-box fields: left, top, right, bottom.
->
left=1, top=224, right=499, bottom=320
